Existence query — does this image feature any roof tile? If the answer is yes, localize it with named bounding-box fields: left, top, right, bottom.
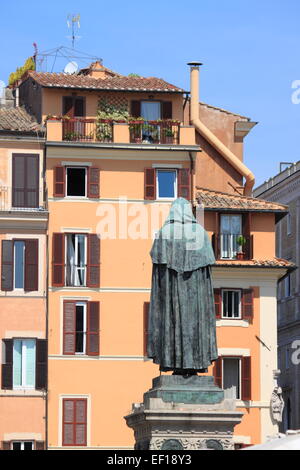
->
left=0, top=107, right=43, bottom=133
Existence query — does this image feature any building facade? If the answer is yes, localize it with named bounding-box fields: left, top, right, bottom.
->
left=0, top=60, right=292, bottom=449
left=254, top=163, right=300, bottom=431
left=0, top=106, right=48, bottom=450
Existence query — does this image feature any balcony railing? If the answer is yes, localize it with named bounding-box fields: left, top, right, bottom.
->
left=213, top=233, right=252, bottom=260
left=62, top=119, right=114, bottom=143
left=61, top=118, right=181, bottom=145
left=129, top=120, right=180, bottom=144
left=0, top=186, right=46, bottom=212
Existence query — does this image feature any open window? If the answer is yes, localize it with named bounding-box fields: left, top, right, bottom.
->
left=156, top=169, right=177, bottom=200
left=66, top=234, right=87, bottom=287
left=66, top=167, right=87, bottom=197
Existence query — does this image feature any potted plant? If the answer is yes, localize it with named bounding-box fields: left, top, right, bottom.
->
left=163, top=128, right=175, bottom=144
left=236, top=235, right=247, bottom=260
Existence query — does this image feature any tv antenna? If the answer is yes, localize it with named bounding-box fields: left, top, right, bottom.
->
left=67, top=14, right=81, bottom=49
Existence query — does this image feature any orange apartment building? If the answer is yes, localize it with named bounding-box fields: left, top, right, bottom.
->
left=0, top=60, right=293, bottom=449
left=0, top=106, right=48, bottom=450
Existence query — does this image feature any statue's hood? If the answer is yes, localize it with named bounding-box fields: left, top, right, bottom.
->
left=150, top=198, right=215, bottom=273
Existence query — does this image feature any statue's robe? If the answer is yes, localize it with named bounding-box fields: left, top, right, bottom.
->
left=147, top=198, right=218, bottom=372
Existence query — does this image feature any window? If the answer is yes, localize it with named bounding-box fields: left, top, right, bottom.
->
left=63, top=96, right=85, bottom=118
left=14, top=241, right=25, bottom=289
left=53, top=166, right=99, bottom=199
left=66, top=167, right=87, bottom=197
left=13, top=339, right=36, bottom=389
left=62, top=398, right=87, bottom=446
left=223, top=358, right=241, bottom=399
left=157, top=169, right=177, bottom=199
left=287, top=213, right=291, bottom=236
left=222, top=290, right=241, bottom=319
left=141, top=101, right=161, bottom=121
left=12, top=441, right=34, bottom=451
left=12, top=154, right=39, bottom=209
left=220, top=215, right=242, bottom=259
left=66, top=234, right=87, bottom=287
left=63, top=301, right=100, bottom=356
left=213, top=356, right=251, bottom=401
left=1, top=239, right=38, bottom=292
left=284, top=274, right=291, bottom=298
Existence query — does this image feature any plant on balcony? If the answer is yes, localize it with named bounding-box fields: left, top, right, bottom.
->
left=236, top=235, right=247, bottom=260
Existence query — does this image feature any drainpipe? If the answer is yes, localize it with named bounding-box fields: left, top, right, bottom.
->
left=187, top=62, right=255, bottom=197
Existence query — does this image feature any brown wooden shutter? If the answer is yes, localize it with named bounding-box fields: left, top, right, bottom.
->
left=12, top=154, right=25, bottom=208
left=162, top=101, right=173, bottom=119
left=52, top=233, right=65, bottom=287
left=12, top=154, right=39, bottom=209
left=143, top=302, right=150, bottom=357
left=242, top=289, right=254, bottom=321
left=241, top=357, right=252, bottom=401
left=63, top=301, right=76, bottom=355
left=131, top=100, right=141, bottom=118
left=2, top=339, right=13, bottom=390
left=35, top=441, right=45, bottom=450
left=63, top=96, right=74, bottom=116
left=53, top=166, right=65, bottom=198
left=1, top=240, right=13, bottom=292
left=36, top=339, right=47, bottom=390
left=213, top=357, right=222, bottom=388
left=24, top=239, right=39, bottom=292
left=63, top=399, right=87, bottom=446
left=144, top=168, right=156, bottom=200
left=214, top=289, right=222, bottom=320
left=87, top=234, right=100, bottom=288
left=177, top=168, right=191, bottom=201
left=87, top=167, right=100, bottom=199
left=1, top=441, right=11, bottom=450
left=87, top=302, right=100, bottom=356
left=26, top=155, right=39, bottom=208
left=74, top=97, right=85, bottom=117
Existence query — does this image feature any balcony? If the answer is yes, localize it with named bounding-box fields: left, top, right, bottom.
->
left=47, top=118, right=196, bottom=146
left=213, top=233, right=253, bottom=261
left=0, top=186, right=46, bottom=212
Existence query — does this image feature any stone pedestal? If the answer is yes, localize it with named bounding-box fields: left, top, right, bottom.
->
left=124, top=376, right=243, bottom=450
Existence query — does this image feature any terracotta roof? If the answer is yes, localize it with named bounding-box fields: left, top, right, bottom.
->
left=215, top=258, right=295, bottom=270
left=196, top=187, right=288, bottom=213
left=0, top=106, right=44, bottom=133
left=25, top=71, right=184, bottom=93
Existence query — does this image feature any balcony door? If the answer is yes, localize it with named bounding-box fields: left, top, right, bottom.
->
left=66, top=234, right=87, bottom=287
left=220, top=215, right=242, bottom=259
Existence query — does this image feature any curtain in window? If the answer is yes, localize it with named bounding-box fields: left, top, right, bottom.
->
left=141, top=102, right=161, bottom=121
left=223, top=359, right=240, bottom=399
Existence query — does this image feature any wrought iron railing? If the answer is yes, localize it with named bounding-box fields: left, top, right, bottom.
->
left=62, top=119, right=114, bottom=143
left=0, top=186, right=46, bottom=212
left=129, top=120, right=180, bottom=144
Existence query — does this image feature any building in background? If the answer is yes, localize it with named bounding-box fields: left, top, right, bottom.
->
left=254, top=163, right=300, bottom=431
left=0, top=103, right=48, bottom=450
left=0, top=59, right=292, bottom=449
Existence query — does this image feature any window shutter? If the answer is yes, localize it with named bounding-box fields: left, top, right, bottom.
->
left=63, top=96, right=74, bottom=117
left=63, top=301, right=76, bottom=355
left=12, top=154, right=25, bottom=208
left=87, top=234, right=100, bottom=288
left=12, top=154, right=39, bottom=208
left=144, top=168, right=156, bottom=200
left=87, top=302, right=100, bottom=356
left=74, top=97, right=85, bottom=117
left=213, top=357, right=222, bottom=388
left=241, top=356, right=252, bottom=401
left=24, top=239, right=39, bottom=292
left=36, top=339, right=47, bottom=390
left=177, top=168, right=191, bottom=201
left=162, top=101, right=173, bottom=120
left=52, top=233, right=65, bottom=287
left=2, top=339, right=13, bottom=390
left=26, top=155, right=39, bottom=208
left=63, top=399, right=87, bottom=446
left=143, top=302, right=150, bottom=356
left=1, top=442, right=11, bottom=450
left=63, top=399, right=75, bottom=445
left=53, top=166, right=65, bottom=198
left=242, top=289, right=254, bottom=321
left=214, top=289, right=222, bottom=320
left=87, top=167, right=100, bottom=199
left=35, top=441, right=45, bottom=450
left=1, top=240, right=13, bottom=292
left=131, top=100, right=141, bottom=118
left=74, top=400, right=87, bottom=446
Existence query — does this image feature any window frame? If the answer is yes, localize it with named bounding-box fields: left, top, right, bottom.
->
left=75, top=302, right=87, bottom=355
left=13, top=240, right=25, bottom=290
left=12, top=338, right=36, bottom=390
left=11, top=441, right=34, bottom=451
left=221, top=289, right=242, bottom=320
left=156, top=168, right=178, bottom=201
left=219, top=213, right=243, bottom=259
left=65, top=166, right=87, bottom=198
left=222, top=356, right=242, bottom=400
left=62, top=398, right=88, bottom=447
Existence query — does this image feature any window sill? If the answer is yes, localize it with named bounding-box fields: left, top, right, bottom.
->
left=217, top=319, right=249, bottom=328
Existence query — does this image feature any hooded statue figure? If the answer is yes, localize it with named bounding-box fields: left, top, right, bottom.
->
left=147, top=197, right=218, bottom=374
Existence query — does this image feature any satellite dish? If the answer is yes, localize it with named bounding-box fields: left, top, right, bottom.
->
left=64, top=61, right=79, bottom=74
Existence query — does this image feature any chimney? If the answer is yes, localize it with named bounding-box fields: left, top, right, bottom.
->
left=187, top=62, right=255, bottom=196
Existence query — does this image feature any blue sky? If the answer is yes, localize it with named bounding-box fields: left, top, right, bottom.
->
left=0, top=0, right=299, bottom=186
